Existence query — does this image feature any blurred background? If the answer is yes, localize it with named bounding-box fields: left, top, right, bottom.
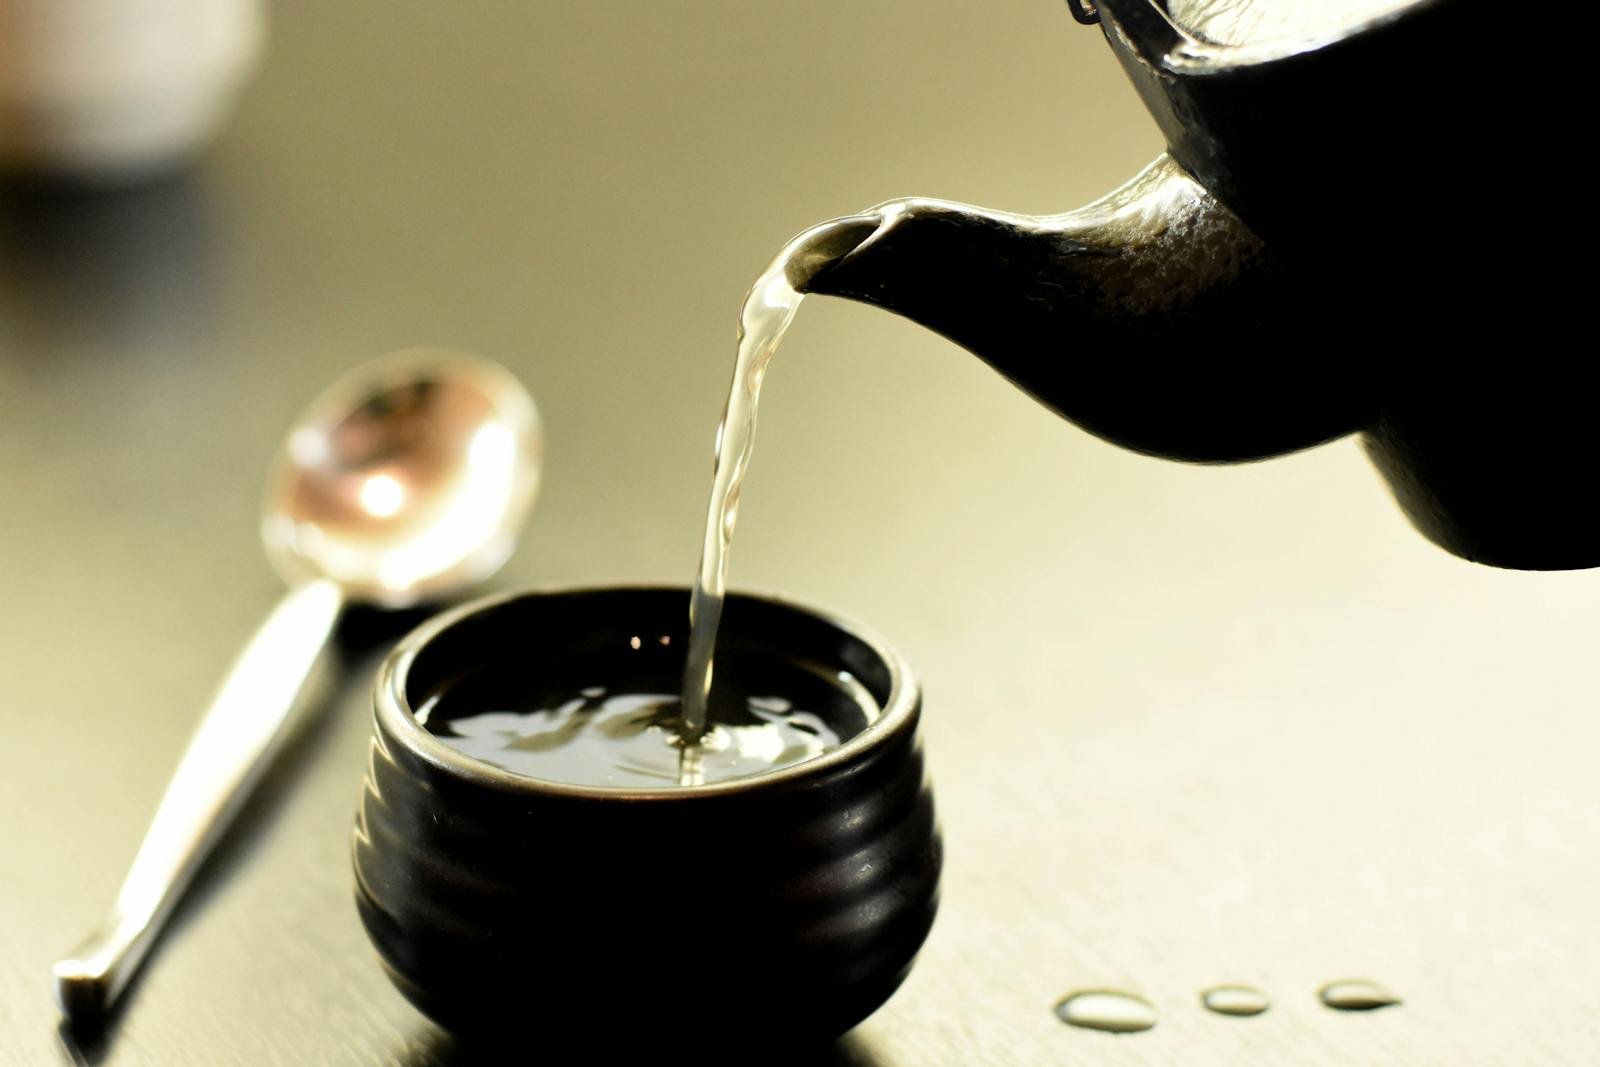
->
left=3, top=2, right=1597, bottom=1065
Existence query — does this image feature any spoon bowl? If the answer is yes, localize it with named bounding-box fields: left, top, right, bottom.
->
left=263, top=350, right=540, bottom=605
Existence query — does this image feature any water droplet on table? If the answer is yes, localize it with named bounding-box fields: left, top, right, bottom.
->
left=1201, top=984, right=1270, bottom=1016
left=1319, top=979, right=1401, bottom=1011
left=1054, top=990, right=1157, bottom=1033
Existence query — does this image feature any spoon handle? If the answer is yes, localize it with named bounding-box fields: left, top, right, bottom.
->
left=53, top=579, right=345, bottom=1022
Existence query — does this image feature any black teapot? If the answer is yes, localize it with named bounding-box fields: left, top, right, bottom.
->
left=795, top=0, right=1590, bottom=570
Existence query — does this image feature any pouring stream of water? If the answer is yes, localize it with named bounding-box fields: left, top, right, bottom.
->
left=679, top=214, right=884, bottom=763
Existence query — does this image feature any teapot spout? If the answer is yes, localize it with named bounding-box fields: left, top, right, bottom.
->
left=799, top=155, right=1370, bottom=463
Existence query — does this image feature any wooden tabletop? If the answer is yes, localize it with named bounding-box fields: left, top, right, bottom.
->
left=3, top=3, right=1593, bottom=1065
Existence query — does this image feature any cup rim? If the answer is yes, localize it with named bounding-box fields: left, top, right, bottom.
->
left=374, top=583, right=921, bottom=801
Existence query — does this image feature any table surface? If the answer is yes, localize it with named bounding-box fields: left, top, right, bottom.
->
left=3, top=4, right=1596, bottom=1065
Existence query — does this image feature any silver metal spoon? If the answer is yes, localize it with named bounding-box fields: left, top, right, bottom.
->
left=53, top=348, right=542, bottom=1023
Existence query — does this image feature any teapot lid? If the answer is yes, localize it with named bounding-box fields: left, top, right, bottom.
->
left=1165, top=0, right=1422, bottom=50
left=1091, top=0, right=1451, bottom=72
left=1081, top=0, right=1493, bottom=249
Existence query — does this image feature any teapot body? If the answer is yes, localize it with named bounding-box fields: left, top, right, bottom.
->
left=1093, top=0, right=1592, bottom=568
left=802, top=0, right=1595, bottom=568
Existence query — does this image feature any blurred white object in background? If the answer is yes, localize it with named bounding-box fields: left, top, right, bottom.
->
left=0, top=0, right=262, bottom=181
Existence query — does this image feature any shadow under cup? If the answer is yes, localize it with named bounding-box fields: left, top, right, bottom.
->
left=353, top=587, right=941, bottom=1046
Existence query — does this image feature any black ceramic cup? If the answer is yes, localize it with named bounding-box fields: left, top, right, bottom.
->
left=352, top=586, right=940, bottom=1048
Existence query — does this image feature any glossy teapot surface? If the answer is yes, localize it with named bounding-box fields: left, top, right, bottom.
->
left=800, top=0, right=1592, bottom=570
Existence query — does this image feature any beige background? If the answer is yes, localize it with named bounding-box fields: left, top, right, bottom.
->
left=3, top=2, right=1595, bottom=1064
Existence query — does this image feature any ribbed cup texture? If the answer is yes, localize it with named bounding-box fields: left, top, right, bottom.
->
left=351, top=588, right=940, bottom=1046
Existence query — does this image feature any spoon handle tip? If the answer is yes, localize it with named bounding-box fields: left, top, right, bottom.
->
left=53, top=954, right=111, bottom=1022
